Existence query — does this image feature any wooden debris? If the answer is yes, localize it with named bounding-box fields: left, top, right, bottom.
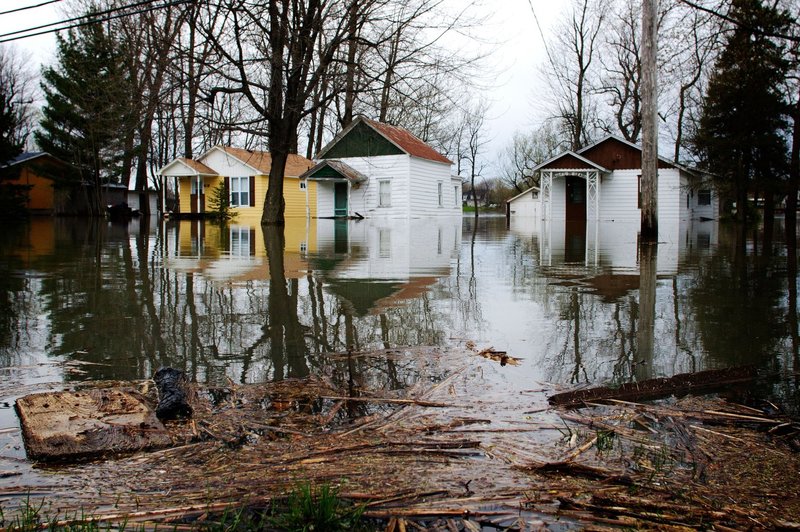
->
left=15, top=388, right=171, bottom=461
left=548, top=365, right=757, bottom=406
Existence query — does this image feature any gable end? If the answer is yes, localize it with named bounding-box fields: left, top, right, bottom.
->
left=322, top=121, right=405, bottom=158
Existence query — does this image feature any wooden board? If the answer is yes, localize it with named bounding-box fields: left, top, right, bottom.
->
left=15, top=388, right=172, bottom=461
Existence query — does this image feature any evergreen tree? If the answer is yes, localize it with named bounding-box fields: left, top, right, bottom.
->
left=35, top=20, right=132, bottom=214
left=693, top=0, right=791, bottom=223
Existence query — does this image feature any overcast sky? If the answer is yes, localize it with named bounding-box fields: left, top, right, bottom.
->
left=0, top=0, right=562, bottom=172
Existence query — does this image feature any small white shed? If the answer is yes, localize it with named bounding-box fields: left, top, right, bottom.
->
left=506, top=186, right=540, bottom=218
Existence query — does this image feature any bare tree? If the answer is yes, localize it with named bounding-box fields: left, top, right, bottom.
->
left=496, top=126, right=560, bottom=193
left=0, top=45, right=35, bottom=155
left=457, top=99, right=490, bottom=217
left=539, top=0, right=606, bottom=150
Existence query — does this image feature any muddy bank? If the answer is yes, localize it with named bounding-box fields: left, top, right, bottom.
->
left=2, top=346, right=800, bottom=530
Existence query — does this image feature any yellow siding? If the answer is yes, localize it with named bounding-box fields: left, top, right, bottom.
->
left=11, top=167, right=55, bottom=211
left=178, top=175, right=317, bottom=219
left=176, top=219, right=317, bottom=258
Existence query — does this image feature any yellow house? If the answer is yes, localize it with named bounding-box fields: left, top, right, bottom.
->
left=4, top=152, right=72, bottom=214
left=158, top=146, right=317, bottom=221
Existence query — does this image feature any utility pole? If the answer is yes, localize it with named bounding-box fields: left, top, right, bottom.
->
left=640, top=0, right=658, bottom=242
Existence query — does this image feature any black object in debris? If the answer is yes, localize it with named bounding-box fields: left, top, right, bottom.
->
left=153, top=367, right=192, bottom=420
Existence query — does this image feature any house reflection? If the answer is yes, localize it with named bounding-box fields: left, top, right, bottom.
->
left=507, top=215, right=721, bottom=384
left=158, top=216, right=462, bottom=388
left=310, top=216, right=462, bottom=315
left=162, top=219, right=316, bottom=282
left=514, top=216, right=719, bottom=276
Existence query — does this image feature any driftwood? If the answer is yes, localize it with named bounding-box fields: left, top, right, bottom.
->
left=548, top=365, right=757, bottom=406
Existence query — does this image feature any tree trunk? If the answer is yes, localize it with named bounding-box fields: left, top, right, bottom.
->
left=640, top=0, right=658, bottom=242
left=342, top=0, right=359, bottom=127
left=263, top=147, right=288, bottom=225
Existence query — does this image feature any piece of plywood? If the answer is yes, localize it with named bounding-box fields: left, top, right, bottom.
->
left=16, top=388, right=172, bottom=461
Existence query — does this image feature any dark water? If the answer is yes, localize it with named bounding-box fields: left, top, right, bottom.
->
left=1, top=215, right=798, bottom=413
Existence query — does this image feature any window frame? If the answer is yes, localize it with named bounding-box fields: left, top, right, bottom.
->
left=378, top=180, right=391, bottom=207
left=229, top=176, right=250, bottom=207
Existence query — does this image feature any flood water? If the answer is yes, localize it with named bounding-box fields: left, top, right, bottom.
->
left=1, top=214, right=799, bottom=419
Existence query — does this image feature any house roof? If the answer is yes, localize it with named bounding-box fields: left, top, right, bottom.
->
left=577, top=135, right=693, bottom=173
left=317, top=116, right=453, bottom=165
left=3, top=152, right=66, bottom=168
left=506, top=185, right=541, bottom=204
left=300, top=159, right=368, bottom=183
left=532, top=150, right=610, bottom=173
left=158, top=157, right=219, bottom=177
left=218, top=147, right=314, bottom=177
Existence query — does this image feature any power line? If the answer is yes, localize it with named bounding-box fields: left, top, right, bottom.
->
left=0, top=0, right=174, bottom=40
left=0, top=0, right=191, bottom=43
left=0, top=0, right=64, bottom=18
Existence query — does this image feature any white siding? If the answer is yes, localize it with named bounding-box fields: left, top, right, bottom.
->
left=507, top=189, right=540, bottom=218
left=550, top=179, right=567, bottom=220
left=200, top=148, right=257, bottom=177
left=315, top=216, right=462, bottom=279
left=333, top=155, right=411, bottom=218
left=542, top=168, right=683, bottom=223
left=316, top=181, right=335, bottom=217
left=597, top=170, right=638, bottom=222
left=408, top=157, right=457, bottom=216
left=656, top=168, right=683, bottom=225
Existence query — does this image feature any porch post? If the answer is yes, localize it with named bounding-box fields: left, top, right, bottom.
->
left=586, top=170, right=600, bottom=222
left=541, top=171, right=552, bottom=221
left=196, top=175, right=201, bottom=213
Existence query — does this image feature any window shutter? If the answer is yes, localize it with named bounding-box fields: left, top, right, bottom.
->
left=249, top=176, right=256, bottom=206
left=224, top=177, right=230, bottom=199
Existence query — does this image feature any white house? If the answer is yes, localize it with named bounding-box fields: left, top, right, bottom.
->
left=505, top=186, right=540, bottom=219
left=507, top=135, right=719, bottom=224
left=301, top=116, right=462, bottom=218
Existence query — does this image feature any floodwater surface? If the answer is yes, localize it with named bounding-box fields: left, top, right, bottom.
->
left=1, top=214, right=798, bottom=416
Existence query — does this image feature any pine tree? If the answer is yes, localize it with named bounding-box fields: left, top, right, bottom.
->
left=693, top=0, right=790, bottom=223
left=35, top=20, right=132, bottom=214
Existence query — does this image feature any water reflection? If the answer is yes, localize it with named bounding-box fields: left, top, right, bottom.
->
left=0, top=215, right=798, bottom=410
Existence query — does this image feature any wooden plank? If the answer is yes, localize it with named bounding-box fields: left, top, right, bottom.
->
left=15, top=388, right=172, bottom=461
left=548, top=366, right=757, bottom=407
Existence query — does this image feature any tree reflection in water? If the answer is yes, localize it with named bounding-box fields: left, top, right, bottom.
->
left=0, top=217, right=799, bottom=412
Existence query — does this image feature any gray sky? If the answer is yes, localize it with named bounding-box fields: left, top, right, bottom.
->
left=0, top=0, right=562, bottom=172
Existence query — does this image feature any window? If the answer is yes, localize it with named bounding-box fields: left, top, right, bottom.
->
left=229, top=226, right=251, bottom=257
left=378, top=180, right=391, bottom=207
left=190, top=178, right=201, bottom=195
left=698, top=189, right=711, bottom=206
left=230, top=176, right=250, bottom=207
left=438, top=182, right=443, bottom=207
left=299, top=179, right=307, bottom=190
left=454, top=186, right=459, bottom=206
left=379, top=229, right=391, bottom=258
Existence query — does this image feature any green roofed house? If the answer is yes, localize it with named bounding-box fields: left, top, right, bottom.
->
left=300, top=116, right=462, bottom=218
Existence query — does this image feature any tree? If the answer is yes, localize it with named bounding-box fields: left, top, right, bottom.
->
left=199, top=0, right=385, bottom=225
left=0, top=46, right=35, bottom=219
left=35, top=20, right=132, bottom=215
left=692, top=0, right=791, bottom=225
left=456, top=99, right=489, bottom=217
left=496, top=126, right=560, bottom=194
left=539, top=0, right=606, bottom=150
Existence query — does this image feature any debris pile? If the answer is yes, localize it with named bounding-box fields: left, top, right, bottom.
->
left=3, top=348, right=800, bottom=529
